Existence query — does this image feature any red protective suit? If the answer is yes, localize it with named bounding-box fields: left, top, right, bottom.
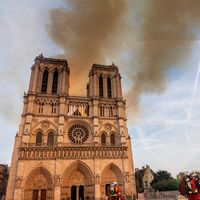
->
left=188, top=176, right=200, bottom=200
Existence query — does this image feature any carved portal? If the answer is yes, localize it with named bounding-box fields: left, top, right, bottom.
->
left=24, top=167, right=53, bottom=200
left=101, top=163, right=125, bottom=197
left=61, top=161, right=95, bottom=199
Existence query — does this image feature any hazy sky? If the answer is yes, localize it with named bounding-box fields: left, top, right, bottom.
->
left=0, top=0, right=200, bottom=177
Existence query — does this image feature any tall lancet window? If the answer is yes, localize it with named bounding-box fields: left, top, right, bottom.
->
left=52, top=70, right=58, bottom=94
left=99, top=75, right=103, bottom=98
left=101, top=133, right=106, bottom=146
left=35, top=132, right=42, bottom=146
left=47, top=132, right=54, bottom=146
left=41, top=70, right=48, bottom=93
left=107, top=77, right=112, bottom=98
left=110, top=133, right=115, bottom=146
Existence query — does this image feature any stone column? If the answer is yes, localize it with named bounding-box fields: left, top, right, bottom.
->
left=54, top=187, right=61, bottom=200
left=76, top=187, right=79, bottom=200
left=116, top=73, right=122, bottom=98
left=36, top=68, right=43, bottom=93
left=95, top=184, right=101, bottom=200
left=32, top=65, right=39, bottom=93
left=65, top=70, right=70, bottom=95
left=5, top=135, right=22, bottom=200
left=13, top=188, right=22, bottom=200
left=89, top=75, right=92, bottom=97
left=28, top=65, right=35, bottom=93
left=103, top=75, right=107, bottom=98
left=47, top=71, right=53, bottom=94
left=57, top=71, right=62, bottom=94
left=93, top=73, right=97, bottom=97
left=61, top=68, right=66, bottom=94
left=112, top=75, right=117, bottom=98
left=58, top=96, right=65, bottom=145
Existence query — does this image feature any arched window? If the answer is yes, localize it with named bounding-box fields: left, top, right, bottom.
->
left=41, top=70, right=48, bottom=93
left=35, top=132, right=42, bottom=146
left=99, top=76, right=103, bottom=98
left=101, top=133, right=106, bottom=146
left=52, top=70, right=58, bottom=94
left=110, top=133, right=115, bottom=146
left=47, top=132, right=54, bottom=146
left=107, top=77, right=112, bottom=98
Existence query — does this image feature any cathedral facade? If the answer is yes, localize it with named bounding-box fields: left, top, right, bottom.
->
left=6, top=55, right=136, bottom=200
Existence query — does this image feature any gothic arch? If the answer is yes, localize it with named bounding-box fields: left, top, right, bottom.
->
left=99, top=122, right=117, bottom=134
left=41, top=69, right=49, bottom=93
left=101, top=163, right=124, bottom=184
left=100, top=163, right=125, bottom=197
left=32, top=120, right=57, bottom=134
left=52, top=70, right=59, bottom=94
left=47, top=131, right=55, bottom=146
left=101, top=132, right=107, bottom=146
left=35, top=131, right=43, bottom=146
left=99, top=75, right=104, bottom=98
left=25, top=166, right=53, bottom=189
left=62, top=160, right=94, bottom=186
left=110, top=133, right=116, bottom=146
left=24, top=166, right=54, bottom=200
left=66, top=120, right=92, bottom=130
left=107, top=76, right=112, bottom=98
left=61, top=161, right=95, bottom=199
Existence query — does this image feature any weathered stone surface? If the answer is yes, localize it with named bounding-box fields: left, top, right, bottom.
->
left=6, top=56, right=136, bottom=200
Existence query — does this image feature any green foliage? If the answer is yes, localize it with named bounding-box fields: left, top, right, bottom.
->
left=151, top=170, right=173, bottom=185
left=152, top=179, right=179, bottom=191
left=151, top=170, right=177, bottom=191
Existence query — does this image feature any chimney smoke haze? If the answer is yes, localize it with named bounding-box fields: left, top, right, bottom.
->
left=48, top=0, right=200, bottom=119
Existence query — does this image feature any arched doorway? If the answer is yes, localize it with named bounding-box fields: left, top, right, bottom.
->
left=61, top=161, right=94, bottom=200
left=24, top=167, right=53, bottom=200
left=101, top=163, right=125, bottom=199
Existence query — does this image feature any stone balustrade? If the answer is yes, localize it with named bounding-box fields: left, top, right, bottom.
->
left=33, top=95, right=120, bottom=118
left=18, top=146, right=128, bottom=160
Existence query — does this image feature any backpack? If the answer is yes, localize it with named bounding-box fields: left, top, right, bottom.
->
left=178, top=176, right=192, bottom=196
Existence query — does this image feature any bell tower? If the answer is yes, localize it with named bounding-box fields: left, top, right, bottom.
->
left=87, top=63, right=122, bottom=99
left=28, top=54, right=70, bottom=95
left=6, top=56, right=136, bottom=200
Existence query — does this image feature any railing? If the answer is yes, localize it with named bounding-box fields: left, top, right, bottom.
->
left=18, top=146, right=128, bottom=160
left=99, top=102, right=118, bottom=118
left=67, top=97, right=90, bottom=117
left=33, top=96, right=120, bottom=118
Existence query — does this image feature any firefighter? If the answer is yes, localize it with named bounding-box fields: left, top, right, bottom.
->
left=188, top=173, right=200, bottom=200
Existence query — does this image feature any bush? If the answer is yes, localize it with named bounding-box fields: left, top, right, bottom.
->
left=152, top=179, right=179, bottom=191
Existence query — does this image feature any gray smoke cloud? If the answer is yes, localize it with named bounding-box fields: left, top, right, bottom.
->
left=48, top=0, right=127, bottom=95
left=48, top=0, right=200, bottom=118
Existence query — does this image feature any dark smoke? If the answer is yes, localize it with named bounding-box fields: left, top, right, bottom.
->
left=126, top=0, right=200, bottom=117
left=48, top=0, right=127, bottom=95
left=48, top=0, right=200, bottom=118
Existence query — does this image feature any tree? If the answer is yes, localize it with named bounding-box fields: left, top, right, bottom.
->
left=151, top=170, right=176, bottom=191
left=151, top=170, right=173, bottom=185
left=152, top=179, right=179, bottom=191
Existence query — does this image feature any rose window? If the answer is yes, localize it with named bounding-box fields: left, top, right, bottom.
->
left=68, top=124, right=89, bottom=144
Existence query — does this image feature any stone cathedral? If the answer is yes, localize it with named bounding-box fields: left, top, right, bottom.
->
left=6, top=55, right=136, bottom=200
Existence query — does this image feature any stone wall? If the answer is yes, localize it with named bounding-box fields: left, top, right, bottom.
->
left=137, top=191, right=187, bottom=200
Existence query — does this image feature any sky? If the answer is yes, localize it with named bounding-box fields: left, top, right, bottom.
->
left=0, top=0, right=200, bottom=177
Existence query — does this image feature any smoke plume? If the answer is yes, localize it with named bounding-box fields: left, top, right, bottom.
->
left=126, top=0, right=200, bottom=117
left=48, top=0, right=127, bottom=95
left=48, top=0, right=200, bottom=118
